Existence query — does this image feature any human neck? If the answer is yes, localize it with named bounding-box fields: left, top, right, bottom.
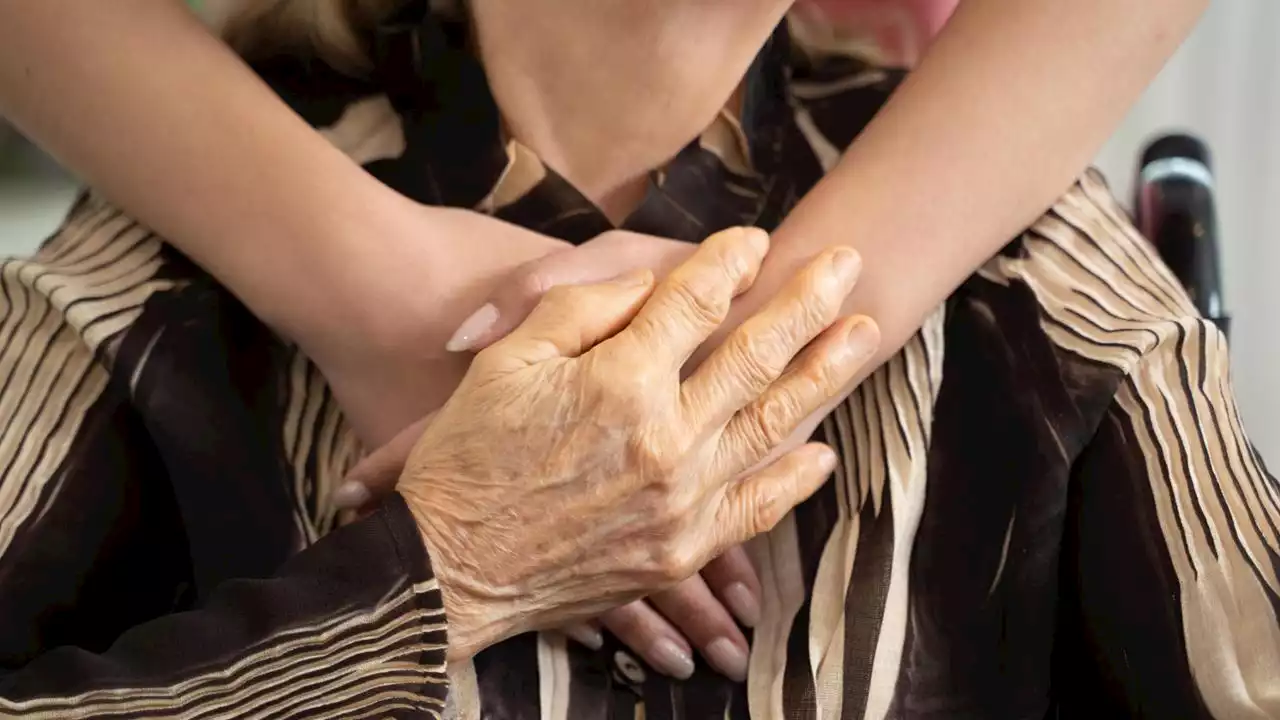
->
left=469, top=0, right=789, bottom=222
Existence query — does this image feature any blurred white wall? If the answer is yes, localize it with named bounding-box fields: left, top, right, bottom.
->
left=1094, top=0, right=1280, bottom=457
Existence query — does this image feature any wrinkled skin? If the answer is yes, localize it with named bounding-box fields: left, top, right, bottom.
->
left=391, top=227, right=880, bottom=660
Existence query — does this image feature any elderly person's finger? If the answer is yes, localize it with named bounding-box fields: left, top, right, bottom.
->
left=718, top=443, right=839, bottom=549
left=615, top=227, right=768, bottom=372
left=680, top=246, right=861, bottom=431
left=716, top=316, right=878, bottom=477
left=481, top=268, right=655, bottom=369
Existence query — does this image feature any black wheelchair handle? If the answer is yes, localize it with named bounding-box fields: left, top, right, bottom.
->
left=1136, top=133, right=1230, bottom=338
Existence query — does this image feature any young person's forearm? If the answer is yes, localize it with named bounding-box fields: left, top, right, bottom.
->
left=0, top=1, right=423, bottom=350
left=751, top=0, right=1206, bottom=365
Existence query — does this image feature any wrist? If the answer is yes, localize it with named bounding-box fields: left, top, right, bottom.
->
left=399, top=485, right=524, bottom=661
left=276, top=190, right=452, bottom=368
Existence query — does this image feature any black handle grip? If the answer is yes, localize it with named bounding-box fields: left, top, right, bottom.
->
left=1135, top=133, right=1230, bottom=337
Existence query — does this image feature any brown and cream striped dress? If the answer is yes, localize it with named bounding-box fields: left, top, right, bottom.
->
left=1, top=5, right=1276, bottom=719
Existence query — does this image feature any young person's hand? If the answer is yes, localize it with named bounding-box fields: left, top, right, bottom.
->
left=309, top=207, right=572, bottom=448
left=442, top=230, right=696, bottom=354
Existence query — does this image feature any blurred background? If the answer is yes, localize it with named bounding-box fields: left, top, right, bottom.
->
left=1, top=0, right=1277, bottom=452
left=1093, top=0, right=1280, bottom=457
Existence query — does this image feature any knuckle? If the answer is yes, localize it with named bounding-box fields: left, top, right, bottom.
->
left=649, top=492, right=689, bottom=530
left=665, top=273, right=729, bottom=329
left=603, top=386, right=649, bottom=426
left=626, top=430, right=682, bottom=481
left=706, top=233, right=755, bottom=283
left=720, top=249, right=752, bottom=287
left=736, top=406, right=790, bottom=458
left=744, top=488, right=783, bottom=537
left=800, top=259, right=845, bottom=314
left=654, top=540, right=700, bottom=583
left=755, top=388, right=806, bottom=438
left=796, top=289, right=838, bottom=332
left=725, top=331, right=782, bottom=392
left=604, top=365, right=663, bottom=417
left=788, top=270, right=839, bottom=330
left=796, top=348, right=844, bottom=393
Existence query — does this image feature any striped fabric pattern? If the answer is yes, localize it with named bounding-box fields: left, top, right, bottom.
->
left=0, top=5, right=1275, bottom=719
left=0, top=205, right=448, bottom=715
left=1, top=577, right=446, bottom=719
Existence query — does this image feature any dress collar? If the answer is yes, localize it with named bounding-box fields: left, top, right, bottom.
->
left=368, top=3, right=802, bottom=243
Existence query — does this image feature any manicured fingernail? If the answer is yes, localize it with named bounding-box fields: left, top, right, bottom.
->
left=842, top=318, right=879, bottom=362
left=563, top=623, right=604, bottom=651
left=829, top=247, right=862, bottom=284
left=445, top=303, right=499, bottom=352
left=705, top=638, right=749, bottom=683
left=723, top=582, right=761, bottom=628
left=332, top=481, right=372, bottom=510
left=649, top=638, right=696, bottom=680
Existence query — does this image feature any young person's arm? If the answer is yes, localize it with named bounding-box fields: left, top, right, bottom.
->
left=456, top=0, right=1207, bottom=373
left=0, top=1, right=560, bottom=373
left=735, top=0, right=1207, bottom=367
left=0, top=1, right=578, bottom=444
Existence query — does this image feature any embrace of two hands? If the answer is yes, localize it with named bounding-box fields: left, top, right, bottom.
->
left=335, top=221, right=864, bottom=682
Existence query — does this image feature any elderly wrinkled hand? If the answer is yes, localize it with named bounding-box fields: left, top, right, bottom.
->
left=340, top=226, right=871, bottom=680
left=390, top=227, right=879, bottom=661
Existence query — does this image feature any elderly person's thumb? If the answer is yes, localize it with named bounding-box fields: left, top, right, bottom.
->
left=444, top=231, right=694, bottom=354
